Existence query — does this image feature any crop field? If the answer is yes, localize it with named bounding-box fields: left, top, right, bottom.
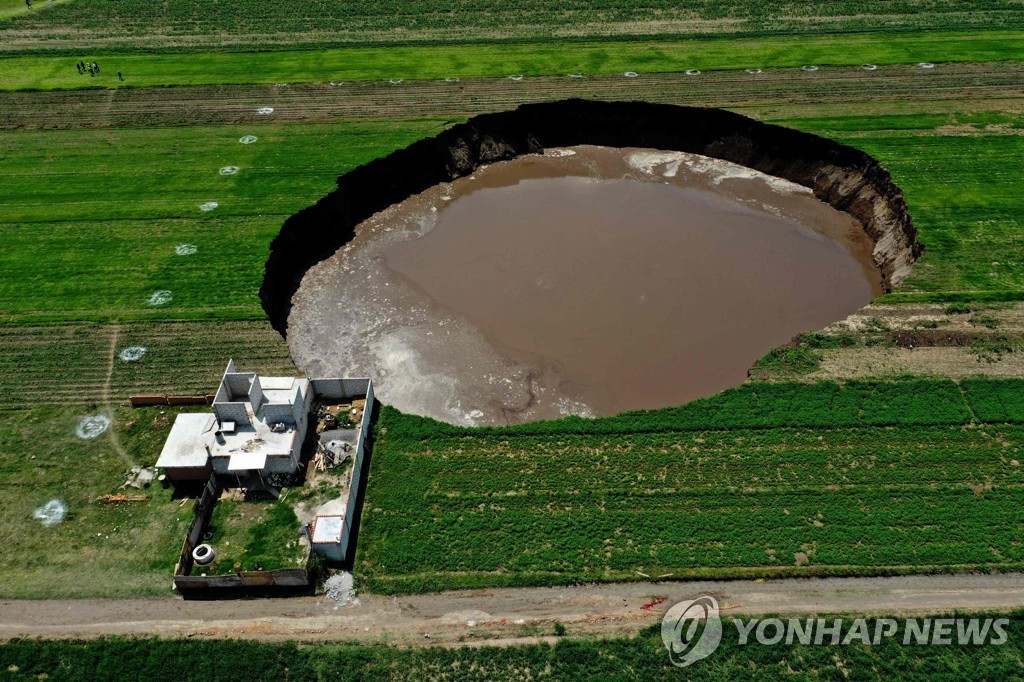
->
left=358, top=382, right=1024, bottom=592
left=4, top=614, right=1024, bottom=681
left=2, top=0, right=1024, bottom=603
left=3, top=31, right=1024, bottom=91
left=2, top=1, right=1023, bottom=53
left=0, top=120, right=443, bottom=324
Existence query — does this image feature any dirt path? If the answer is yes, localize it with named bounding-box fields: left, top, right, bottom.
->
left=2, top=574, right=1022, bottom=646
left=99, top=324, right=135, bottom=467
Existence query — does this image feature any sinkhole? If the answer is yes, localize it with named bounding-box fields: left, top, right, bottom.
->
left=262, top=101, right=922, bottom=426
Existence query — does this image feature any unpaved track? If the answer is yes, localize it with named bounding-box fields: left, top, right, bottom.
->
left=4, top=62, right=1023, bottom=130
left=2, top=574, right=1022, bottom=646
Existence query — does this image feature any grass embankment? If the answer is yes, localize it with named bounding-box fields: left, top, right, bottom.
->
left=1, top=31, right=1023, bottom=91
left=358, top=379, right=1024, bottom=593
left=3, top=613, right=1023, bottom=681
left=1, top=0, right=1022, bottom=53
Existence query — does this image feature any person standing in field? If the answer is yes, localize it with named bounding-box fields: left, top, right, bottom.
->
left=118, top=71, right=124, bottom=82
left=25, top=0, right=32, bottom=10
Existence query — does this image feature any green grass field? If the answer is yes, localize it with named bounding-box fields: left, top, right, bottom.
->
left=1, top=0, right=1024, bottom=607
left=0, top=406, right=193, bottom=598
left=4, top=614, right=1024, bottom=680
left=358, top=382, right=1024, bottom=592
left=2, top=0, right=1023, bottom=52
left=2, top=31, right=1023, bottom=90
left=0, top=120, right=443, bottom=324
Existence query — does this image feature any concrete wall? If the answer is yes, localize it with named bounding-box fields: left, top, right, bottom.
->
left=262, top=403, right=296, bottom=425
left=339, top=379, right=374, bottom=564
left=174, top=476, right=220, bottom=577
left=213, top=401, right=249, bottom=427
left=311, top=378, right=371, bottom=402
left=225, top=372, right=256, bottom=399
left=248, top=375, right=264, bottom=410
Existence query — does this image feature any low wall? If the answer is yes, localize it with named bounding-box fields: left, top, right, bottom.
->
left=339, top=379, right=375, bottom=564
left=131, top=394, right=215, bottom=407
left=174, top=475, right=220, bottom=578
left=173, top=568, right=310, bottom=592
left=311, top=377, right=371, bottom=402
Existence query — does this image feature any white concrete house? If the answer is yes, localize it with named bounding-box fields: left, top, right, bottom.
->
left=156, top=360, right=313, bottom=488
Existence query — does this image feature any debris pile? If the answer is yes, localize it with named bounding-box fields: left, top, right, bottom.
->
left=324, top=571, right=358, bottom=607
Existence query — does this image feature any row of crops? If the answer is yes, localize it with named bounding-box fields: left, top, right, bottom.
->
left=0, top=321, right=295, bottom=409
left=379, top=378, right=1024, bottom=439
left=6, top=64, right=1023, bottom=132
left=359, top=396, right=1024, bottom=592
left=3, top=0, right=1023, bottom=52
left=7, top=619, right=1024, bottom=680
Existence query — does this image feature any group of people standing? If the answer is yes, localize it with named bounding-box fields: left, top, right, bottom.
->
left=75, top=60, right=124, bottom=81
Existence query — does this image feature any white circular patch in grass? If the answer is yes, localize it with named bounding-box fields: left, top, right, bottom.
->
left=199, top=201, right=219, bottom=212
left=274, top=83, right=288, bottom=87
left=329, top=81, right=345, bottom=86
left=239, top=135, right=258, bottom=144
left=508, top=75, right=524, bottom=81
left=256, top=107, right=275, bottom=115
left=918, top=62, right=936, bottom=69
left=175, top=244, right=198, bottom=256
left=623, top=71, right=639, bottom=78
left=148, top=290, right=172, bottom=306
left=219, top=166, right=240, bottom=175
left=118, top=346, right=147, bottom=362
left=862, top=64, right=878, bottom=71
left=685, top=69, right=701, bottom=76
left=801, top=65, right=820, bottom=72
left=567, top=73, right=583, bottom=78
left=444, top=77, right=460, bottom=83
left=745, top=68, right=762, bottom=75
left=32, top=499, right=68, bottom=527
left=76, top=415, right=111, bottom=439
left=388, top=79, right=404, bottom=85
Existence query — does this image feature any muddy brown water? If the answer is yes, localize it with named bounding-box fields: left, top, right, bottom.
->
left=289, top=146, right=881, bottom=425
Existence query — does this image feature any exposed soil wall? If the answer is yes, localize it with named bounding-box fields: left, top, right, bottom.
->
left=260, top=99, right=922, bottom=334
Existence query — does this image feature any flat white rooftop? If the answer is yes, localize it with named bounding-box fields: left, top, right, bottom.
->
left=155, top=413, right=216, bottom=469
left=312, top=515, right=344, bottom=544
left=213, top=407, right=299, bottom=465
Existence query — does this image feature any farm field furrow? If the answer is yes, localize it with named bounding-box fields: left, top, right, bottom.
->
left=0, top=321, right=294, bottom=409
left=3, top=0, right=1024, bottom=614
left=4, top=63, right=1024, bottom=131
left=3, top=107, right=1023, bottom=326
left=358, top=406, right=1024, bottom=593
left=2, top=1, right=1023, bottom=52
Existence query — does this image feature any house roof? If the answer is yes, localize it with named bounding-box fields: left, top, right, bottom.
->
left=311, top=515, right=344, bottom=544
left=155, top=413, right=216, bottom=469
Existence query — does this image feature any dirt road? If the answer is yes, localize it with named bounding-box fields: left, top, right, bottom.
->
left=2, top=574, right=1022, bottom=646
